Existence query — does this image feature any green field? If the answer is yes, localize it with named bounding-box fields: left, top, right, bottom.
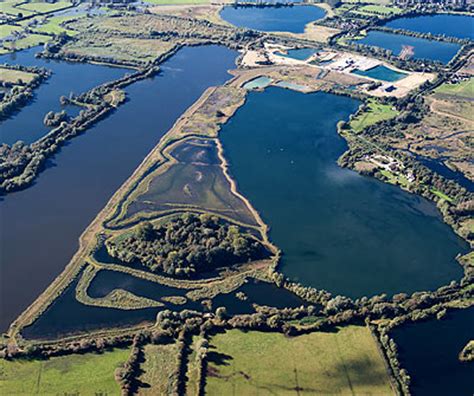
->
left=17, top=1, right=72, bottom=14
left=0, top=0, right=35, bottom=17
left=0, top=24, right=22, bottom=39
left=0, top=348, right=129, bottom=395
left=350, top=100, right=398, bottom=133
left=0, top=67, right=37, bottom=84
left=206, top=327, right=394, bottom=395
left=357, top=5, right=403, bottom=16
left=1, top=33, right=50, bottom=52
left=434, top=79, right=474, bottom=99
left=34, top=15, right=81, bottom=36
left=137, top=343, right=180, bottom=394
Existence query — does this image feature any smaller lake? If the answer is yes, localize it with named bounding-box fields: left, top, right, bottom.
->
left=220, top=5, right=325, bottom=33
left=276, top=48, right=317, bottom=61
left=391, top=308, right=474, bottom=396
left=352, top=65, right=407, bottom=82
left=356, top=31, right=461, bottom=64
left=385, top=14, right=474, bottom=40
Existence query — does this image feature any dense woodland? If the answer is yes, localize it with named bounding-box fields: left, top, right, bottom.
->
left=107, top=214, right=268, bottom=277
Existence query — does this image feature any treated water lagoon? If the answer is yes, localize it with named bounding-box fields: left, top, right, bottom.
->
left=385, top=14, right=474, bottom=40
left=391, top=308, right=474, bottom=396
left=0, top=47, right=130, bottom=145
left=220, top=5, right=325, bottom=33
left=220, top=87, right=467, bottom=298
left=0, top=45, right=238, bottom=331
left=352, top=65, right=407, bottom=82
left=356, top=31, right=461, bottom=64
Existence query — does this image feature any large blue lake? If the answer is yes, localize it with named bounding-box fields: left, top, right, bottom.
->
left=220, top=5, right=325, bottom=33
left=0, top=48, right=130, bottom=145
left=356, top=31, right=461, bottom=64
left=391, top=308, right=474, bottom=396
left=385, top=14, right=474, bottom=40
left=220, top=87, right=467, bottom=298
left=0, top=45, right=238, bottom=331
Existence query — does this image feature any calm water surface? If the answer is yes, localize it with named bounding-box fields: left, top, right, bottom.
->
left=220, top=5, right=325, bottom=33
left=356, top=31, right=461, bottom=64
left=385, top=14, right=474, bottom=40
left=0, top=45, right=238, bottom=331
left=391, top=308, right=474, bottom=396
left=220, top=87, right=467, bottom=298
left=276, top=48, right=317, bottom=61
left=22, top=269, right=305, bottom=339
left=0, top=47, right=130, bottom=144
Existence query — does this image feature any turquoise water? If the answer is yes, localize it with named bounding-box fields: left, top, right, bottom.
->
left=386, top=14, right=474, bottom=40
left=276, top=48, right=317, bottom=61
left=243, top=76, right=272, bottom=90
left=356, top=31, right=461, bottom=64
left=220, top=87, right=467, bottom=298
left=391, top=308, right=474, bottom=396
left=220, top=5, right=325, bottom=33
left=352, top=65, right=407, bottom=82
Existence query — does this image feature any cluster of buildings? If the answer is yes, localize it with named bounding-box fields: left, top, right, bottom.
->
left=393, top=0, right=472, bottom=7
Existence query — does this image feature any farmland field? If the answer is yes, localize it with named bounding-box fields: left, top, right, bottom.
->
left=17, top=1, right=72, bottom=14
left=205, top=327, right=394, bottom=395
left=137, top=343, right=180, bottom=394
left=0, top=348, right=129, bottom=395
left=0, top=67, right=36, bottom=84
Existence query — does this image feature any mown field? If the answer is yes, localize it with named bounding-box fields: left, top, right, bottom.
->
left=434, top=79, right=474, bottom=100
left=349, top=99, right=398, bottom=133
left=205, top=327, right=394, bottom=395
left=17, top=1, right=72, bottom=13
left=137, top=342, right=180, bottom=394
left=0, top=348, right=129, bottom=395
left=356, top=5, right=403, bottom=16
left=0, top=67, right=36, bottom=84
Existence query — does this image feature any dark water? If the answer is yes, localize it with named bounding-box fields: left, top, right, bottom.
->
left=352, top=65, right=407, bottom=82
left=356, top=31, right=461, bottom=64
left=21, top=276, right=160, bottom=340
left=220, top=5, right=325, bottom=33
left=0, top=47, right=130, bottom=145
left=418, top=156, right=474, bottom=192
left=0, top=45, right=238, bottom=331
left=385, top=14, right=474, bottom=40
left=22, top=269, right=306, bottom=339
left=391, top=308, right=474, bottom=396
left=220, top=87, right=467, bottom=299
